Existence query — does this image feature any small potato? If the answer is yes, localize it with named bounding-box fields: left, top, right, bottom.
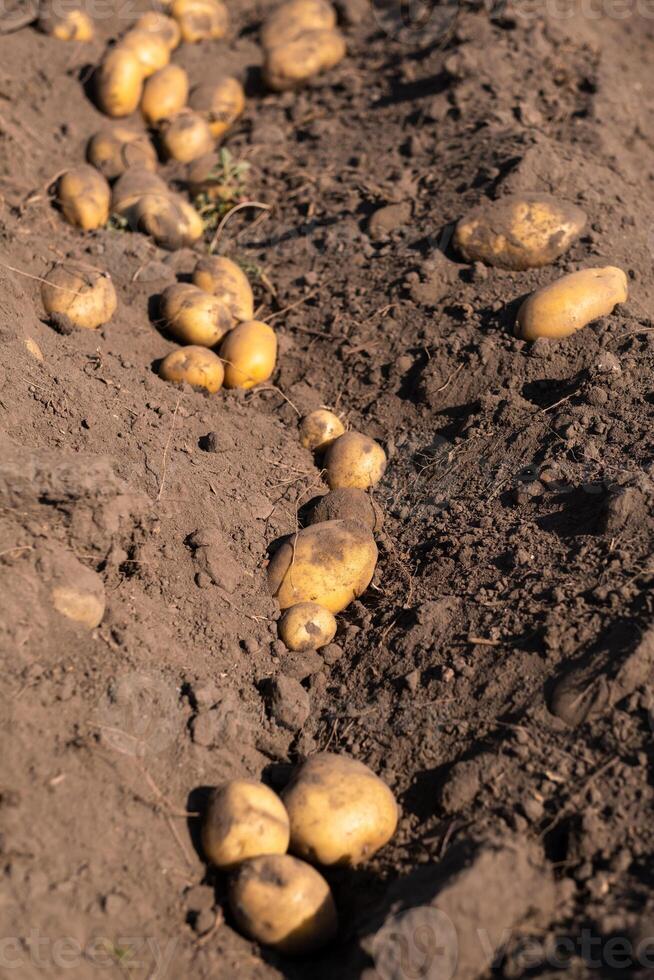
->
left=159, top=110, right=214, bottom=163
left=141, top=64, right=189, bottom=125
left=159, top=346, right=224, bottom=391
left=282, top=752, right=398, bottom=866
left=117, top=29, right=170, bottom=78
left=454, top=194, right=588, bottom=271
left=87, top=126, right=157, bottom=181
left=134, top=192, right=204, bottom=249
left=309, top=488, right=383, bottom=533
left=41, top=264, right=117, bottom=330
left=202, top=779, right=290, bottom=869
left=171, top=0, right=229, bottom=42
left=161, top=283, right=231, bottom=346
left=38, top=5, right=94, bottom=41
left=323, top=432, right=386, bottom=490
left=268, top=519, right=378, bottom=613
left=299, top=409, right=344, bottom=453
left=229, top=854, right=337, bottom=955
left=516, top=266, right=628, bottom=341
left=189, top=77, right=245, bottom=138
left=278, top=602, right=337, bottom=652
left=96, top=48, right=144, bottom=118
left=134, top=11, right=181, bottom=50
left=192, top=255, right=253, bottom=322
left=220, top=320, right=277, bottom=389
left=261, top=0, right=336, bottom=49
left=263, top=28, right=346, bottom=91
left=58, top=165, right=110, bottom=231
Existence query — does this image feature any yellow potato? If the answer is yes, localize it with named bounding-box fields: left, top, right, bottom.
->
left=268, top=519, right=378, bottom=613
left=161, top=283, right=231, bottom=346
left=202, top=780, right=290, bottom=869
left=38, top=5, right=94, bottom=41
left=454, top=194, right=587, bottom=271
left=323, top=432, right=386, bottom=490
left=261, top=0, right=336, bottom=49
left=58, top=165, right=110, bottom=231
left=41, top=264, right=117, bottom=330
left=229, top=854, right=337, bottom=955
left=516, top=266, right=628, bottom=341
left=117, top=29, right=170, bottom=78
left=141, top=63, right=189, bottom=124
left=264, top=28, right=346, bottom=91
left=220, top=320, right=277, bottom=389
left=111, top=167, right=168, bottom=216
left=171, top=0, right=229, bottom=42
left=159, top=110, right=214, bottom=163
left=192, top=255, right=254, bottom=322
left=278, top=602, right=337, bottom=651
left=159, top=346, right=224, bottom=391
left=134, top=11, right=181, bottom=50
left=189, top=77, right=245, bottom=138
left=87, top=126, right=157, bottom=181
left=299, top=409, right=344, bottom=453
left=134, top=192, right=204, bottom=249
left=282, top=752, right=398, bottom=866
left=96, top=48, right=144, bottom=118
left=309, top=488, right=383, bottom=533
left=52, top=585, right=105, bottom=628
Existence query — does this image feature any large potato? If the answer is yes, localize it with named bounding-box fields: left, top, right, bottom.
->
left=189, top=77, right=245, bottom=139
left=141, top=64, right=189, bottom=124
left=267, top=519, right=377, bottom=613
left=278, top=602, right=337, bottom=651
left=41, top=264, right=117, bottom=330
left=453, top=193, right=587, bottom=271
left=171, top=0, right=229, bottom=42
left=299, top=409, right=344, bottom=453
left=87, top=126, right=157, bottom=181
left=516, top=266, right=628, bottom=341
left=58, top=165, right=110, bottom=231
left=282, top=752, right=398, bottom=866
left=229, top=854, right=337, bottom=955
left=202, top=779, right=290, bottom=869
left=264, top=28, right=346, bottom=91
left=220, top=320, right=277, bottom=389
left=96, top=48, right=144, bottom=118
left=159, top=110, right=214, bottom=164
left=161, top=283, right=231, bottom=346
left=159, top=346, right=224, bottom=391
left=192, top=255, right=254, bottom=322
left=261, top=0, right=336, bottom=49
left=323, top=432, right=387, bottom=490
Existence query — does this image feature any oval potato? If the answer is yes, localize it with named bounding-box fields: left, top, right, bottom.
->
left=299, top=409, right=345, bottom=453
left=96, top=48, right=144, bottom=118
left=117, top=29, right=170, bottom=78
left=220, top=320, right=277, bottom=389
left=189, top=77, right=245, bottom=139
left=323, top=432, right=387, bottom=490
left=159, top=110, right=214, bottom=164
left=159, top=346, right=224, bottom=391
left=202, top=779, right=290, bottom=870
left=87, top=127, right=157, bottom=181
left=58, top=165, right=110, bottom=230
left=41, top=264, right=117, bottom=330
left=141, top=64, right=189, bottom=124
left=278, top=602, right=337, bottom=651
left=264, top=27, right=346, bottom=91
left=161, top=283, right=231, bottom=346
left=192, top=255, right=253, bottom=322
left=516, top=266, right=628, bottom=341
left=261, top=0, right=336, bottom=49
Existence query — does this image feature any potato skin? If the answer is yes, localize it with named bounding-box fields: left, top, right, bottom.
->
left=58, top=166, right=110, bottom=231
left=159, top=110, right=214, bottom=164
left=279, top=602, right=337, bottom=651
left=309, top=488, right=383, bottom=533
left=323, top=432, right=386, bottom=490
left=192, top=255, right=254, bottom=322
left=229, top=854, right=337, bottom=955
left=220, top=320, right=277, bottom=389
left=267, top=519, right=378, bottom=613
left=189, top=77, right=245, bottom=138
left=41, top=265, right=117, bottom=330
left=202, top=780, right=290, bottom=870
left=38, top=6, right=94, bottom=41
left=117, top=29, right=170, bottom=78
left=134, top=11, right=181, bottom=50
left=282, top=752, right=398, bottom=866
left=141, top=64, right=189, bottom=125
left=159, top=346, right=224, bottom=391
left=261, top=0, right=336, bottom=49
left=171, top=0, right=229, bottom=42
left=516, top=266, right=628, bottom=341
left=97, top=48, right=144, bottom=118
left=454, top=193, right=587, bottom=271
left=161, top=283, right=231, bottom=346
left=87, top=127, right=157, bottom=181
left=299, top=409, right=345, bottom=453
left=264, top=28, right=346, bottom=91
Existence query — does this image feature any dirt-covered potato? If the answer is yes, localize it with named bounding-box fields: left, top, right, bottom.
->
left=220, top=320, right=277, bottom=389
left=268, top=519, right=378, bottom=613
left=516, top=266, right=628, bottom=341
left=189, top=77, right=245, bottom=138
left=51, top=561, right=105, bottom=629
left=159, top=346, right=224, bottom=391
left=278, top=602, right=337, bottom=652
left=117, top=29, right=170, bottom=78
left=41, top=264, right=117, bottom=331
left=263, top=28, right=346, bottom=91
left=161, top=283, right=231, bottom=346
left=141, top=63, right=189, bottom=124
left=159, top=110, right=213, bottom=163
left=111, top=167, right=168, bottom=215
left=171, top=0, right=229, bottom=42
left=38, top=4, right=93, bottom=41
left=229, top=854, right=337, bottom=955
left=134, top=192, right=204, bottom=249
left=282, top=752, right=398, bottom=865
left=134, top=11, right=181, bottom=50
left=261, top=0, right=336, bottom=49
left=309, top=488, right=383, bottom=533
left=323, top=432, right=386, bottom=490
left=299, top=409, right=344, bottom=453
left=96, top=48, right=144, bottom=117
left=57, top=165, right=110, bottom=230
left=87, top=127, right=157, bottom=181
left=453, top=193, right=588, bottom=271
left=202, top=780, right=290, bottom=869
left=192, top=255, right=253, bottom=322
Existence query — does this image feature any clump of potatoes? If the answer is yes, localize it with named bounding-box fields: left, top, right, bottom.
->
left=516, top=266, right=628, bottom=340
left=261, top=0, right=346, bottom=91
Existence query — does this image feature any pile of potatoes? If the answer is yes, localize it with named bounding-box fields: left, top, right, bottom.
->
left=201, top=753, right=398, bottom=953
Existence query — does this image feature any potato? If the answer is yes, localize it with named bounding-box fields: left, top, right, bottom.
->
left=229, top=854, right=337, bottom=955
left=134, top=11, right=181, bottom=50
left=41, top=264, right=117, bottom=331
left=268, top=519, right=377, bottom=613
left=263, top=28, right=346, bottom=91
left=161, top=283, right=231, bottom=346
left=192, top=255, right=254, bottom=322
left=97, top=48, right=144, bottom=118
left=261, top=0, right=336, bottom=49
left=111, top=167, right=168, bottom=216
left=299, top=409, right=344, bottom=453
left=134, top=192, right=204, bottom=249
left=117, top=29, right=170, bottom=78
left=282, top=753, right=398, bottom=866
left=278, top=602, right=337, bottom=652
left=323, top=432, right=386, bottom=490
left=87, top=126, right=157, bottom=181
left=220, top=320, right=277, bottom=389
left=516, top=266, right=628, bottom=341
left=38, top=4, right=94, bottom=41
left=52, top=583, right=105, bottom=628
left=57, top=165, right=110, bottom=231
left=159, top=110, right=214, bottom=163
left=159, top=346, right=224, bottom=391
left=189, top=77, right=245, bottom=138
left=141, top=64, right=189, bottom=124
left=202, top=779, right=290, bottom=869
left=309, top=488, right=383, bottom=533
left=453, top=193, right=588, bottom=271
left=171, top=0, right=229, bottom=42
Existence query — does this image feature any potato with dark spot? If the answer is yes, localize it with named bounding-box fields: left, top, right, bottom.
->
left=279, top=602, right=337, bottom=651
left=516, top=266, right=628, bottom=340
left=299, top=409, right=344, bottom=452
left=161, top=283, right=231, bottom=347
left=323, top=432, right=386, bottom=490
left=159, top=346, right=224, bottom=391
left=41, top=264, right=117, bottom=331
left=309, top=488, right=383, bottom=532
left=193, top=255, right=254, bottom=323
left=57, top=165, right=110, bottom=230
left=202, top=780, right=290, bottom=869
left=189, top=77, right=245, bottom=139
left=87, top=127, right=157, bottom=181
left=264, top=28, right=346, bottom=91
